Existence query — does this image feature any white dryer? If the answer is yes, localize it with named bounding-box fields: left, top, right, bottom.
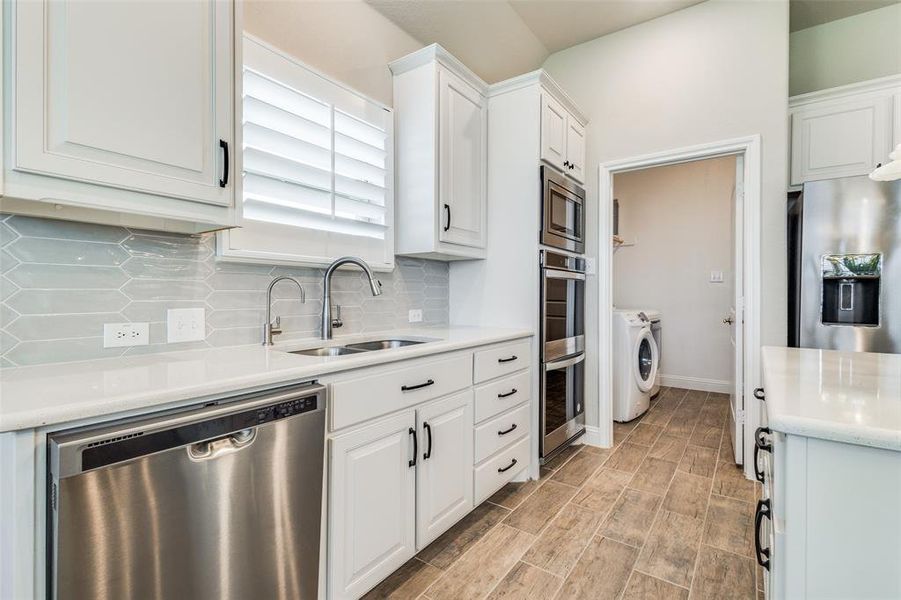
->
left=613, top=310, right=660, bottom=422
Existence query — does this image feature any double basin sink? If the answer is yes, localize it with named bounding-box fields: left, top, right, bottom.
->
left=290, top=339, right=427, bottom=357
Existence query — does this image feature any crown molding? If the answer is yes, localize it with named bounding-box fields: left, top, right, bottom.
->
left=488, top=69, right=588, bottom=125
left=790, top=74, right=901, bottom=109
left=389, top=43, right=488, bottom=94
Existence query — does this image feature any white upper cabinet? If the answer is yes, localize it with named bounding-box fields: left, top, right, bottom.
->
left=789, top=76, right=901, bottom=186
left=4, top=0, right=237, bottom=232
left=391, top=44, right=488, bottom=260
left=540, top=93, right=568, bottom=171
left=438, top=68, right=488, bottom=249
left=540, top=90, right=587, bottom=184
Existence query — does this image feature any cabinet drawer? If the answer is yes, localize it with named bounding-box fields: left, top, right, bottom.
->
left=474, top=436, right=530, bottom=504
left=474, top=370, right=530, bottom=423
left=331, top=354, right=473, bottom=430
left=474, top=403, right=530, bottom=464
left=473, top=340, right=530, bottom=383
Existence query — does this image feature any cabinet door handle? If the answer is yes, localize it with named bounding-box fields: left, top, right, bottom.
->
left=753, top=387, right=766, bottom=401
left=498, top=388, right=518, bottom=398
left=754, top=499, right=772, bottom=570
left=563, top=160, right=570, bottom=168
left=754, top=426, right=772, bottom=484
left=443, top=204, right=451, bottom=232
left=401, top=379, right=434, bottom=392
left=408, top=427, right=417, bottom=467
left=497, top=458, right=518, bottom=473
left=423, top=422, right=432, bottom=460
left=219, top=139, right=229, bottom=187
left=498, top=355, right=518, bottom=363
left=498, top=423, right=518, bottom=436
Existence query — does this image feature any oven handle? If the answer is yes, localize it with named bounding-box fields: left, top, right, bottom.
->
left=544, top=353, right=585, bottom=371
left=543, top=268, right=586, bottom=281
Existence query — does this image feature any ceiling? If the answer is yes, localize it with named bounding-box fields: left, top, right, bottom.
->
left=790, top=0, right=899, bottom=32
left=369, top=0, right=901, bottom=83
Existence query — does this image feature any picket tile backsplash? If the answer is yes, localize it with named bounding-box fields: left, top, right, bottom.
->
left=0, top=214, right=448, bottom=367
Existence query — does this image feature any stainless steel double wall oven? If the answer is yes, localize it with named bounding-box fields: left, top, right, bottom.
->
left=540, top=165, right=587, bottom=462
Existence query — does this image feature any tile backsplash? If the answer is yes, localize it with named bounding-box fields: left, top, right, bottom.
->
left=0, top=214, right=449, bottom=367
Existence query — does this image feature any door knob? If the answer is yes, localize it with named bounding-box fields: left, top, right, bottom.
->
left=723, top=316, right=734, bottom=325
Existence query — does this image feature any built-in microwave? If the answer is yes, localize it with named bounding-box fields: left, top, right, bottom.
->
left=541, top=166, right=585, bottom=254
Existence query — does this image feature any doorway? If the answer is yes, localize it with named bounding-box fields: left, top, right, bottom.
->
left=597, top=136, right=761, bottom=479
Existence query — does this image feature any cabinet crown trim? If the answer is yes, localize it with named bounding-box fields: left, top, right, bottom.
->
left=389, top=43, right=488, bottom=94
left=488, top=69, right=588, bottom=125
left=790, top=73, right=901, bottom=109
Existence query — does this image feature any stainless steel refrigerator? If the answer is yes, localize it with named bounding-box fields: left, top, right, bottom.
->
left=788, top=175, right=901, bottom=353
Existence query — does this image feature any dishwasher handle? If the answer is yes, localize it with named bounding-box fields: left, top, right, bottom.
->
left=188, top=428, right=256, bottom=460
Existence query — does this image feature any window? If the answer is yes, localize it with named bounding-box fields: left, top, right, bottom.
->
left=217, top=35, right=394, bottom=270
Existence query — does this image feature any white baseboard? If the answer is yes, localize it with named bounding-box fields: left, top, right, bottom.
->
left=580, top=425, right=611, bottom=448
left=660, top=374, right=731, bottom=394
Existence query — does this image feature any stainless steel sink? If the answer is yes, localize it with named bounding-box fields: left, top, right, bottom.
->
left=290, top=346, right=367, bottom=357
left=344, top=339, right=428, bottom=351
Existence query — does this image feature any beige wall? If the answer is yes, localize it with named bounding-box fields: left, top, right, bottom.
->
left=542, top=0, right=789, bottom=428
left=613, top=156, right=736, bottom=387
left=244, top=0, right=422, bottom=106
left=790, top=3, right=901, bottom=96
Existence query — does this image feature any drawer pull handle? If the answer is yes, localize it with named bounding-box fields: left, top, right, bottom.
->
left=408, top=427, right=417, bottom=468
left=423, top=422, right=432, bottom=460
left=753, top=387, right=766, bottom=401
left=402, top=379, right=435, bottom=392
left=498, top=355, right=518, bottom=363
left=498, top=424, right=518, bottom=436
left=498, top=388, right=518, bottom=398
left=753, top=426, right=772, bottom=484
left=497, top=458, right=518, bottom=473
left=754, top=499, right=772, bottom=570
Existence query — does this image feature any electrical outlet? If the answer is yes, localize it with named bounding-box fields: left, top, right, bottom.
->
left=710, top=270, right=724, bottom=283
left=103, top=322, right=150, bottom=348
left=408, top=309, right=423, bottom=323
left=167, top=308, right=206, bottom=343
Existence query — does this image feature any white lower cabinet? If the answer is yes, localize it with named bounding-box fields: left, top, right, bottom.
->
left=326, top=339, right=533, bottom=599
left=416, top=391, right=474, bottom=549
left=328, top=411, right=417, bottom=600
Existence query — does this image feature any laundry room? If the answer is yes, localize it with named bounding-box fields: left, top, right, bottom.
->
left=611, top=155, right=739, bottom=422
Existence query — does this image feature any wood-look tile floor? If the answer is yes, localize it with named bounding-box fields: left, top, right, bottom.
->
left=364, top=388, right=763, bottom=600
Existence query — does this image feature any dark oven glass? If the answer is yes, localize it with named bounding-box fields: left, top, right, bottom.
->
left=543, top=271, right=585, bottom=360
left=543, top=355, right=584, bottom=439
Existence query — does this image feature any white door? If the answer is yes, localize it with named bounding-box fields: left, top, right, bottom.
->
left=438, top=67, right=487, bottom=248
left=329, top=411, right=417, bottom=599
left=540, top=93, right=567, bottom=171
left=14, top=0, right=233, bottom=206
left=565, top=117, right=586, bottom=183
left=729, top=154, right=745, bottom=465
left=790, top=94, right=892, bottom=185
left=416, top=391, right=474, bottom=549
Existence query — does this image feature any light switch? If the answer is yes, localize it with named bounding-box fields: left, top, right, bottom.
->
left=167, top=308, right=205, bottom=343
left=710, top=270, right=725, bottom=283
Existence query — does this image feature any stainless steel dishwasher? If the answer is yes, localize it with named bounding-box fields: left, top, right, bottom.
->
left=47, top=382, right=326, bottom=600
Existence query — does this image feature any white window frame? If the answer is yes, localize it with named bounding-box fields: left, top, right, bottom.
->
left=217, top=34, right=395, bottom=271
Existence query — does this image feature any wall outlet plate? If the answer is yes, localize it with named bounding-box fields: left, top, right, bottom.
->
left=710, top=270, right=725, bottom=283
left=167, top=308, right=205, bottom=343
left=103, top=322, right=150, bottom=348
left=408, top=309, right=423, bottom=323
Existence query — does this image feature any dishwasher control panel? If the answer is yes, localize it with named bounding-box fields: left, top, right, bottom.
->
left=256, top=395, right=319, bottom=424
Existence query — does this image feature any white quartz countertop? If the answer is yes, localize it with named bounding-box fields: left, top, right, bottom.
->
left=0, top=327, right=532, bottom=432
left=761, top=346, right=901, bottom=451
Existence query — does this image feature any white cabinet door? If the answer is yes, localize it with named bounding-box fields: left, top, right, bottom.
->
left=14, top=0, right=233, bottom=206
left=565, top=116, right=586, bottom=183
left=438, top=67, right=487, bottom=249
left=790, top=94, right=892, bottom=185
left=541, top=93, right=567, bottom=171
left=329, top=411, right=416, bottom=599
left=415, top=391, right=474, bottom=549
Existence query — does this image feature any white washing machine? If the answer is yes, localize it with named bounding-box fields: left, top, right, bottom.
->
left=628, top=309, right=662, bottom=397
left=613, top=310, right=660, bottom=422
